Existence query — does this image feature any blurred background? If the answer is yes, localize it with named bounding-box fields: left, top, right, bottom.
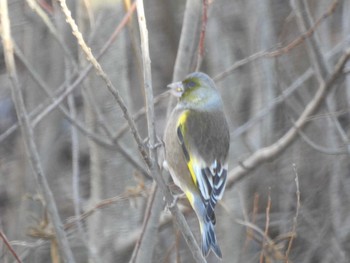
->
left=1, top=0, right=350, bottom=262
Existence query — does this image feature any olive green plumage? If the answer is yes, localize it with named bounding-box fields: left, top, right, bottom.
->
left=164, top=72, right=230, bottom=258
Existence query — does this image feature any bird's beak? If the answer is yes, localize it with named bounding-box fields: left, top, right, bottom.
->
left=167, top=81, right=184, bottom=98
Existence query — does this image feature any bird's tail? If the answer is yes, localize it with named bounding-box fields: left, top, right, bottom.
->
left=199, top=217, right=222, bottom=258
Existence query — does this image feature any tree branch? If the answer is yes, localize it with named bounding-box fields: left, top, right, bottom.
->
left=227, top=48, right=350, bottom=188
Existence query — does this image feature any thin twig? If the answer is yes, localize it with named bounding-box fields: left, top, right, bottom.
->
left=129, top=182, right=159, bottom=263
left=0, top=1, right=76, bottom=262
left=0, top=231, right=22, bottom=263
left=195, top=0, right=208, bottom=71
left=260, top=189, right=271, bottom=263
left=285, top=164, right=301, bottom=262
left=243, top=193, right=259, bottom=252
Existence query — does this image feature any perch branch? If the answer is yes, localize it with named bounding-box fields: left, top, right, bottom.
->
left=130, top=1, right=162, bottom=262
left=135, top=0, right=205, bottom=261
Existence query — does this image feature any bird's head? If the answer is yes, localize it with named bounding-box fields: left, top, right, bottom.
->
left=167, top=72, right=220, bottom=109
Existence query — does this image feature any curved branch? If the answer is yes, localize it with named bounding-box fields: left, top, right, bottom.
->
left=227, top=48, right=350, bottom=188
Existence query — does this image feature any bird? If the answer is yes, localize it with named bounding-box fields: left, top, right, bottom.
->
left=163, top=72, right=230, bottom=258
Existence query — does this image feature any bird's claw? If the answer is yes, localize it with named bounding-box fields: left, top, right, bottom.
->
left=144, top=136, right=164, bottom=150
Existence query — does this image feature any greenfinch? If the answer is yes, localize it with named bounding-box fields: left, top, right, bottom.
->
left=164, top=72, right=230, bottom=258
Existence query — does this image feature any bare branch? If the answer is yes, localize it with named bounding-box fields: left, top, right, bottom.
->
left=227, top=48, right=350, bottom=188
left=260, top=189, right=271, bottom=263
left=0, top=231, right=22, bottom=263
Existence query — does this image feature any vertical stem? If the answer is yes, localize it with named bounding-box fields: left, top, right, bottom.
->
left=136, top=0, right=205, bottom=262
left=134, top=2, right=162, bottom=262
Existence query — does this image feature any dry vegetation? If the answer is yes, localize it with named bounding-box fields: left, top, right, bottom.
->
left=1, top=0, right=350, bottom=262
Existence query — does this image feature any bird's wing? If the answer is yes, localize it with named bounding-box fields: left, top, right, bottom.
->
left=177, top=110, right=228, bottom=223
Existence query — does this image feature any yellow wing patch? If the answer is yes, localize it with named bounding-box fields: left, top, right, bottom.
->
left=185, top=190, right=195, bottom=207
left=187, top=157, right=198, bottom=187
left=177, top=110, right=189, bottom=127
left=177, top=110, right=198, bottom=187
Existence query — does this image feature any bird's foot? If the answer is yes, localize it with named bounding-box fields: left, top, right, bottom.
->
left=143, top=136, right=164, bottom=150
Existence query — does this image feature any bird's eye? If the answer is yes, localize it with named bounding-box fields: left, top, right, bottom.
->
left=186, top=80, right=196, bottom=88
